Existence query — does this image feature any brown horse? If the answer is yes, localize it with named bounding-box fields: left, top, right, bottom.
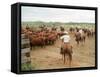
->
left=60, top=43, right=73, bottom=66
left=75, top=32, right=86, bottom=45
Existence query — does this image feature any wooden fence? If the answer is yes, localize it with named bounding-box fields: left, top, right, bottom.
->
left=21, top=34, right=32, bottom=70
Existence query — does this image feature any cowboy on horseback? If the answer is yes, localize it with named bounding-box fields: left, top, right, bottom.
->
left=75, top=28, right=86, bottom=45
left=60, top=31, right=73, bottom=65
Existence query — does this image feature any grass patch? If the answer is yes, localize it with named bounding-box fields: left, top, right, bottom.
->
left=21, top=62, right=36, bottom=71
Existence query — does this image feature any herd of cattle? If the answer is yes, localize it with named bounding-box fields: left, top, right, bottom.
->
left=21, top=25, right=95, bottom=50
left=70, top=27, right=95, bottom=45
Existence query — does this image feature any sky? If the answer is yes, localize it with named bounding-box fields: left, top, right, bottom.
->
left=21, top=6, right=95, bottom=23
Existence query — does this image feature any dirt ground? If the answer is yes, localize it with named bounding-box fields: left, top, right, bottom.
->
left=30, top=34, right=95, bottom=70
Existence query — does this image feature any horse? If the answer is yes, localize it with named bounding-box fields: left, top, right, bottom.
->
left=60, top=43, right=73, bottom=66
left=87, top=29, right=95, bottom=38
left=75, top=31, right=86, bottom=45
